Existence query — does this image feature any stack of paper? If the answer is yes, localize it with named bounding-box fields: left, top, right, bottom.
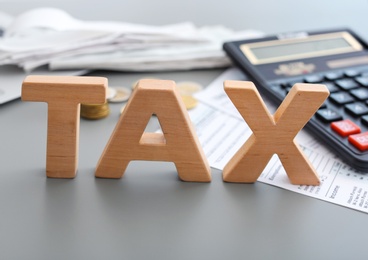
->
left=0, top=8, right=263, bottom=71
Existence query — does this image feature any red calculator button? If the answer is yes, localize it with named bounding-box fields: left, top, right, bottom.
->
left=349, top=132, right=368, bottom=151
left=330, top=119, right=361, bottom=137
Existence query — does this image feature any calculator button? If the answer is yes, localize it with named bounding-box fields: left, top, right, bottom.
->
left=304, top=75, right=323, bottom=83
left=361, top=70, right=368, bottom=77
left=325, top=72, right=343, bottom=81
left=361, top=115, right=368, bottom=126
left=350, top=88, right=368, bottom=100
left=316, top=108, right=342, bottom=122
left=345, top=102, right=368, bottom=116
left=322, top=81, right=339, bottom=93
left=344, top=69, right=360, bottom=78
left=331, top=119, right=361, bottom=137
left=330, top=92, right=354, bottom=105
left=355, top=76, right=368, bottom=87
left=335, top=78, right=359, bottom=90
left=348, top=132, right=368, bottom=151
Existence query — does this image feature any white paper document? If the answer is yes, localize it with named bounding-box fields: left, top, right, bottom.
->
left=189, top=67, right=368, bottom=213
left=0, top=8, right=263, bottom=71
left=189, top=103, right=251, bottom=169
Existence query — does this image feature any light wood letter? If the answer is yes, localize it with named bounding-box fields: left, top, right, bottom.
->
left=223, top=81, right=329, bottom=185
left=95, top=79, right=211, bottom=182
left=22, top=76, right=107, bottom=178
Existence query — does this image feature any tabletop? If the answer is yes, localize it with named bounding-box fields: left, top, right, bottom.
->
left=2, top=1, right=368, bottom=259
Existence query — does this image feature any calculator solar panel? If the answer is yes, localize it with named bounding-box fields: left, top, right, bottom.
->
left=223, top=28, right=368, bottom=171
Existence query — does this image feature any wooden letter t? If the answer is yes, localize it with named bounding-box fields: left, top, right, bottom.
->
left=22, top=76, right=107, bottom=178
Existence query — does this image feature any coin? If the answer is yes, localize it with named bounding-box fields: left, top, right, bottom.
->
left=176, top=81, right=203, bottom=95
left=181, top=95, right=198, bottom=110
left=108, top=87, right=132, bottom=103
left=80, top=102, right=110, bottom=120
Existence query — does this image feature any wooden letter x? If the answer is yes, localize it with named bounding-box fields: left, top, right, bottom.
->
left=22, top=76, right=107, bottom=178
left=223, top=81, right=329, bottom=185
left=95, top=79, right=211, bottom=182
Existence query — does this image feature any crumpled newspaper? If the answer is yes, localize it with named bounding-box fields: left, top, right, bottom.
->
left=0, top=8, right=263, bottom=71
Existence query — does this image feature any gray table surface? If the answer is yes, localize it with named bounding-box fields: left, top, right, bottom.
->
left=2, top=1, right=368, bottom=259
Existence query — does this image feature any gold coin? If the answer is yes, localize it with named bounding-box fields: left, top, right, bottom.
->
left=176, top=81, right=203, bottom=95
left=80, top=102, right=110, bottom=120
left=108, top=87, right=132, bottom=103
left=181, top=95, right=198, bottom=110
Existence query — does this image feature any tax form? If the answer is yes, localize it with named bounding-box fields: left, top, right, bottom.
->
left=189, top=68, right=368, bottom=213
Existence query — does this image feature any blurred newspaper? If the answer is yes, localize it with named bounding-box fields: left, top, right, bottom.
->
left=0, top=8, right=263, bottom=71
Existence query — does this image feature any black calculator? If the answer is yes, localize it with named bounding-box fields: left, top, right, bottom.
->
left=223, top=28, right=368, bottom=171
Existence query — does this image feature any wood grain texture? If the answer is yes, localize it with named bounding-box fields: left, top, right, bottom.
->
left=95, top=79, right=211, bottom=182
left=223, top=81, right=329, bottom=185
left=22, top=75, right=107, bottom=178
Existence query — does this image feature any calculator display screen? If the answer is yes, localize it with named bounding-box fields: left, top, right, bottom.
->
left=241, top=32, right=363, bottom=65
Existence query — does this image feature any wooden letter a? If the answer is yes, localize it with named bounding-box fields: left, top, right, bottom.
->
left=95, top=79, right=211, bottom=182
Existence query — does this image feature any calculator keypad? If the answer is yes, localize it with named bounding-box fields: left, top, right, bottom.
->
left=271, top=67, right=368, bottom=156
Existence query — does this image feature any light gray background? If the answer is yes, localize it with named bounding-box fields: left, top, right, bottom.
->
left=1, top=1, right=368, bottom=259
left=3, top=0, right=368, bottom=38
